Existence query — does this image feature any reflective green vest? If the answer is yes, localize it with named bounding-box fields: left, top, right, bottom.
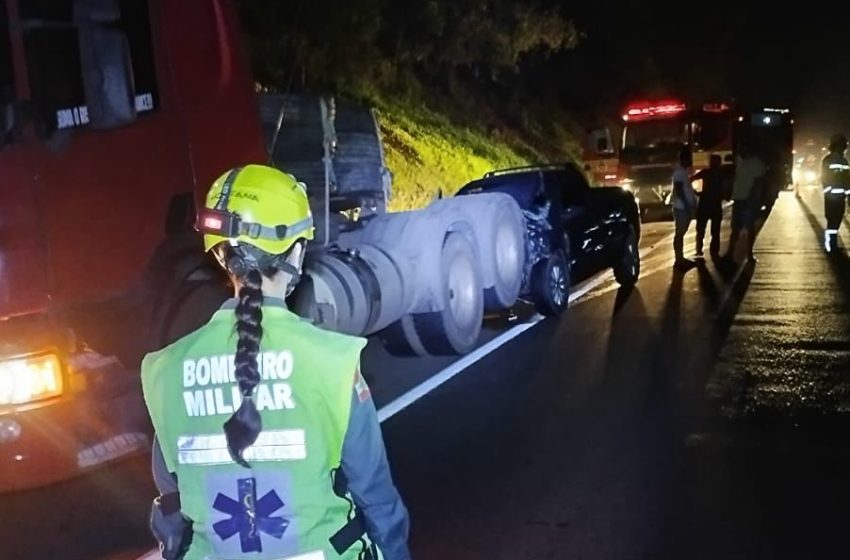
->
left=142, top=305, right=367, bottom=560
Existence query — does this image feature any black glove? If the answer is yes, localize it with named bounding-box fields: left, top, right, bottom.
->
left=150, top=494, right=193, bottom=560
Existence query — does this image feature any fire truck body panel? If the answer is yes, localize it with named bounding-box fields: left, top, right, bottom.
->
left=584, top=99, right=735, bottom=211
left=0, top=0, right=265, bottom=492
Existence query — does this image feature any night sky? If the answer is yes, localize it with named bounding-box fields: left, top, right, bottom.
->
left=557, top=1, right=850, bottom=142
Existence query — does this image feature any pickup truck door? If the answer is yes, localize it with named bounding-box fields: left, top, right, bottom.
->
left=545, top=169, right=603, bottom=282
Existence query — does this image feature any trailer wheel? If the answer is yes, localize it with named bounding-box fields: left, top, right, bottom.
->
left=412, top=231, right=484, bottom=355
left=482, top=198, right=526, bottom=310
left=613, top=225, right=640, bottom=287
left=379, top=314, right=430, bottom=357
left=531, top=249, right=569, bottom=317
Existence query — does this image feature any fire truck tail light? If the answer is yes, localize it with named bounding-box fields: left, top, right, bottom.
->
left=0, top=354, right=63, bottom=406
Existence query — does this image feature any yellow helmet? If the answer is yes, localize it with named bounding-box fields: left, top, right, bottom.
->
left=197, top=164, right=314, bottom=255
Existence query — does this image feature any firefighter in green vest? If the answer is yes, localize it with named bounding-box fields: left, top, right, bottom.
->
left=142, top=164, right=411, bottom=560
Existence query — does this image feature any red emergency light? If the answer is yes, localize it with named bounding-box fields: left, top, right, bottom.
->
left=622, top=100, right=686, bottom=121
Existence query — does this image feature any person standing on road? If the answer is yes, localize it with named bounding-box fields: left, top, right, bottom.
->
left=671, top=147, right=698, bottom=269
left=691, top=154, right=727, bottom=258
left=725, top=139, right=766, bottom=262
left=142, top=164, right=411, bottom=560
left=821, top=133, right=850, bottom=252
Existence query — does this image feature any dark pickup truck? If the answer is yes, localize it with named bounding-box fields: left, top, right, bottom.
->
left=457, top=163, right=641, bottom=315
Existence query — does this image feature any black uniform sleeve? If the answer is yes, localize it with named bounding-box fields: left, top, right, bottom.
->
left=152, top=434, right=179, bottom=495
left=341, top=385, right=412, bottom=560
left=150, top=435, right=193, bottom=559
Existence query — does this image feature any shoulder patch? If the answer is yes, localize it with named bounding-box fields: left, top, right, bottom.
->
left=354, top=367, right=371, bottom=403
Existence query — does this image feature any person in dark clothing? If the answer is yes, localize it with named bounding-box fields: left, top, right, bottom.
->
left=821, top=133, right=850, bottom=252
left=691, top=154, right=726, bottom=257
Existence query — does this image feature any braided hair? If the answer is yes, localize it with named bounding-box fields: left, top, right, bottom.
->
left=222, top=252, right=283, bottom=468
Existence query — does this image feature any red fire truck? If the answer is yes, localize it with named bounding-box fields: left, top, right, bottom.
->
left=0, top=0, right=538, bottom=491
left=584, top=99, right=735, bottom=214
left=0, top=0, right=268, bottom=491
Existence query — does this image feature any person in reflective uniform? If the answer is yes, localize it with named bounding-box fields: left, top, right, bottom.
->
left=822, top=134, right=850, bottom=252
left=143, top=164, right=411, bottom=560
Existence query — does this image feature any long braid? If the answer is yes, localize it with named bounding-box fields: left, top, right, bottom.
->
left=223, top=267, right=264, bottom=468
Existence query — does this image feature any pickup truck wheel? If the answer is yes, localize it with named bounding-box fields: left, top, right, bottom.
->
left=531, top=249, right=569, bottom=317
left=412, top=231, right=484, bottom=355
left=613, top=226, right=640, bottom=287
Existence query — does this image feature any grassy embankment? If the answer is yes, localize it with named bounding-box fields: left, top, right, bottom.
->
left=369, top=97, right=582, bottom=211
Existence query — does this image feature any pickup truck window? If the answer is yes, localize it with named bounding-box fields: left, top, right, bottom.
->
left=545, top=166, right=588, bottom=207
left=457, top=173, right=542, bottom=209
left=19, top=0, right=158, bottom=132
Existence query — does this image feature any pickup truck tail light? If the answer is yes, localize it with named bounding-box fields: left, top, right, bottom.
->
left=0, top=353, right=63, bottom=406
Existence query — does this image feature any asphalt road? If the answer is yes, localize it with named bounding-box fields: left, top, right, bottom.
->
left=5, top=189, right=850, bottom=560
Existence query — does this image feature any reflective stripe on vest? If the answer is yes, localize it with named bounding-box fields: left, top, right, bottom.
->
left=177, top=430, right=307, bottom=465
left=284, top=551, right=326, bottom=560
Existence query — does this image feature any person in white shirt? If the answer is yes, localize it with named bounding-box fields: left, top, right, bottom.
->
left=671, top=147, right=698, bottom=269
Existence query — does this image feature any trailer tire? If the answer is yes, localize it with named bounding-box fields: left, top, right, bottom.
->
left=481, top=198, right=526, bottom=310
left=320, top=253, right=372, bottom=335
left=613, top=225, right=640, bottom=287
left=531, top=249, right=569, bottom=317
left=294, top=251, right=373, bottom=336
left=431, top=193, right=525, bottom=311
left=411, top=231, right=484, bottom=355
left=379, top=314, right=430, bottom=357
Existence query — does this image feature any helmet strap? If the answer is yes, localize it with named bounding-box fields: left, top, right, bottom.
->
left=213, top=167, right=243, bottom=211
left=276, top=260, right=302, bottom=297
left=224, top=243, right=304, bottom=296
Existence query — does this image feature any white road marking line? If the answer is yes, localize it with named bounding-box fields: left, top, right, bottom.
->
left=377, top=267, right=618, bottom=422
left=377, top=319, right=540, bottom=422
